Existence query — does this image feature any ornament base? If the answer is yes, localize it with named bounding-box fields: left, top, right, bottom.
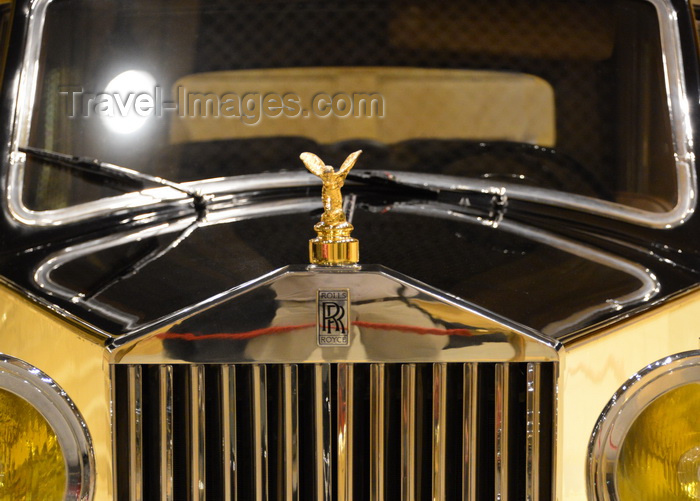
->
left=309, top=238, right=359, bottom=266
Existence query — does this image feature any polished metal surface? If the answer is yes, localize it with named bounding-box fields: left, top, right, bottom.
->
left=30, top=194, right=661, bottom=342
left=32, top=200, right=660, bottom=340
left=301, top=151, right=362, bottom=265
left=282, top=364, right=300, bottom=501
left=113, top=265, right=560, bottom=364
left=33, top=218, right=195, bottom=327
left=462, top=363, right=478, bottom=501
left=432, top=363, right=447, bottom=501
left=337, top=363, right=354, bottom=501
left=559, top=289, right=700, bottom=500
left=371, top=363, right=386, bottom=501
left=221, top=365, right=237, bottom=501
left=159, top=366, right=174, bottom=501
left=2, top=17, right=695, bottom=501
left=127, top=365, right=143, bottom=501
left=401, top=363, right=416, bottom=501
left=0, top=288, right=108, bottom=499
left=390, top=205, right=660, bottom=338
left=110, top=365, right=119, bottom=501
left=495, top=363, right=510, bottom=501
left=87, top=210, right=569, bottom=498
left=189, top=365, right=206, bottom=501
left=588, top=350, right=700, bottom=501
left=526, top=363, right=541, bottom=501
left=252, top=364, right=269, bottom=501
left=314, top=364, right=333, bottom=501
left=0, top=354, right=96, bottom=501
left=113, top=361, right=556, bottom=500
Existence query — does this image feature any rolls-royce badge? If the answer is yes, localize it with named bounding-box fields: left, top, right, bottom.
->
left=300, top=150, right=362, bottom=266
left=316, top=289, right=350, bottom=346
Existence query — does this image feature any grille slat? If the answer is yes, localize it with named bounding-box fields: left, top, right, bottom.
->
left=127, top=365, right=143, bottom=501
left=400, top=364, right=416, bottom=501
left=187, top=366, right=206, bottom=500
left=114, top=362, right=555, bottom=500
left=221, top=365, right=236, bottom=501
left=495, top=363, right=510, bottom=501
left=337, top=364, right=354, bottom=501
left=432, top=363, right=448, bottom=501
left=526, top=363, right=541, bottom=501
left=462, top=363, right=478, bottom=501
left=281, top=364, right=300, bottom=501
left=314, top=364, right=333, bottom=501
left=251, top=365, right=269, bottom=501
left=371, top=363, right=387, bottom=501
left=159, top=366, right=174, bottom=501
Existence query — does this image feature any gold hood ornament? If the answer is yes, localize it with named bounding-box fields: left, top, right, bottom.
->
left=301, top=150, right=362, bottom=266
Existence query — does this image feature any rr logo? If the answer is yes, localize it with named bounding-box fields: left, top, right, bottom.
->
left=322, top=302, right=346, bottom=334
left=316, top=289, right=350, bottom=346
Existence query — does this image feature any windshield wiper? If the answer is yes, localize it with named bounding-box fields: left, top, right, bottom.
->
left=346, top=170, right=503, bottom=216
left=19, top=146, right=210, bottom=218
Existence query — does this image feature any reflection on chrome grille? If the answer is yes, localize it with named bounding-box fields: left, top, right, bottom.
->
left=113, top=363, right=555, bottom=500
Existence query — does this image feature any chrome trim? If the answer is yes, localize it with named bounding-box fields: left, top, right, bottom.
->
left=7, top=0, right=697, bottom=228
left=432, top=363, right=447, bottom=501
left=462, top=363, right=478, bottom=501
left=112, top=361, right=557, bottom=499
left=282, top=364, right=299, bottom=501
left=36, top=200, right=659, bottom=318
left=314, top=364, right=333, bottom=501
left=371, top=363, right=386, bottom=501
left=221, top=365, right=237, bottom=501
left=32, top=197, right=654, bottom=345
left=379, top=157, right=696, bottom=228
left=113, top=265, right=560, bottom=364
left=8, top=163, right=321, bottom=226
left=337, top=363, right=354, bottom=501
left=401, top=363, right=416, bottom=501
left=391, top=204, right=660, bottom=335
left=12, top=0, right=51, bottom=149
left=495, top=363, right=509, bottom=501
left=127, top=365, right=143, bottom=501
left=159, top=365, right=174, bottom=501
left=110, top=364, right=119, bottom=501
left=32, top=219, right=196, bottom=327
left=526, top=363, right=541, bottom=501
left=497, top=219, right=660, bottom=335
left=189, top=365, right=206, bottom=501
left=551, top=363, right=559, bottom=501
left=251, top=364, right=269, bottom=501
left=588, top=350, right=700, bottom=501
left=0, top=275, right=112, bottom=343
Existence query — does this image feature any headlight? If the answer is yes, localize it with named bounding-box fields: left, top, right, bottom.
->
left=589, top=350, right=700, bottom=501
left=0, top=354, right=93, bottom=500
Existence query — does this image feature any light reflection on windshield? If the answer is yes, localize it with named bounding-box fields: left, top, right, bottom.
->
left=16, top=0, right=684, bottom=219
left=101, top=70, right=157, bottom=135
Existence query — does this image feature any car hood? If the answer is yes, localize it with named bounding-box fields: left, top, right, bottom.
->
left=1, top=193, right=684, bottom=344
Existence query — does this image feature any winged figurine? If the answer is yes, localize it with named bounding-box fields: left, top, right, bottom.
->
left=300, top=150, right=362, bottom=227
left=300, top=150, right=362, bottom=265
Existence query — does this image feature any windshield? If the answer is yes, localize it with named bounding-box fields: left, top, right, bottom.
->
left=16, top=0, right=686, bottom=219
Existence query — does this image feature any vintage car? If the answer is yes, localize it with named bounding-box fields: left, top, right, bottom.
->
left=0, top=0, right=700, bottom=499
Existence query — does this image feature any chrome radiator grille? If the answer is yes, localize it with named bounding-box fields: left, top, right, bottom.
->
left=112, top=362, right=555, bottom=500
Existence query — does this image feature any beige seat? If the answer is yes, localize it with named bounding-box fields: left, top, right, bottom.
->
left=170, top=67, right=556, bottom=147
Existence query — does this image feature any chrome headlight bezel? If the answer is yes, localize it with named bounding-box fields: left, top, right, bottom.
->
left=587, top=349, right=700, bottom=501
left=0, top=353, right=94, bottom=500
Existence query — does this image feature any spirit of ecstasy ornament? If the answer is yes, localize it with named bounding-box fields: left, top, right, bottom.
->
left=300, top=150, right=362, bottom=266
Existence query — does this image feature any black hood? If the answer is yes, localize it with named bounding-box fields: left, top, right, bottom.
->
left=2, top=192, right=696, bottom=342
